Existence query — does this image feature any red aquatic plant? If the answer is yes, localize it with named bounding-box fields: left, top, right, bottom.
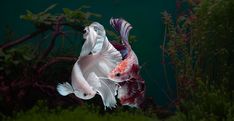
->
left=161, top=0, right=200, bottom=109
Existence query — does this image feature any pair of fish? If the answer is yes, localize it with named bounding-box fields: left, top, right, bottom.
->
left=57, top=18, right=145, bottom=108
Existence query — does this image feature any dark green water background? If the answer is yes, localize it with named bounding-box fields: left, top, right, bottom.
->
left=0, top=0, right=176, bottom=106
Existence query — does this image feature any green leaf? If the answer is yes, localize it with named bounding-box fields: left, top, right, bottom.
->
left=23, top=55, right=32, bottom=61
left=78, top=5, right=90, bottom=10
left=20, top=10, right=34, bottom=20
left=43, top=4, right=57, bottom=13
left=63, top=8, right=72, bottom=16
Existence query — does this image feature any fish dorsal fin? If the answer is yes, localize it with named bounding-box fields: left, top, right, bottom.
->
left=91, top=37, right=104, bottom=54
left=80, top=26, right=98, bottom=57
left=110, top=18, right=132, bottom=49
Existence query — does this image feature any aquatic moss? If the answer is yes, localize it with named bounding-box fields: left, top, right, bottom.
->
left=3, top=104, right=157, bottom=121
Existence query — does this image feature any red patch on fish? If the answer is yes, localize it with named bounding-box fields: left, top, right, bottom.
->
left=118, top=75, right=145, bottom=107
left=115, top=60, right=129, bottom=73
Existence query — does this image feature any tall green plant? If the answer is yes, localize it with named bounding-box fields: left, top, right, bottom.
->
left=162, top=0, right=234, bottom=120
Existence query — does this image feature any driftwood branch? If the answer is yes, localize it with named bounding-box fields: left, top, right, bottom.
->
left=37, top=56, right=77, bottom=75
left=0, top=28, right=49, bottom=50
left=39, top=16, right=65, bottom=59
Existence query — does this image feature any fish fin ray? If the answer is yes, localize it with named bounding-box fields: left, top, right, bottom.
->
left=99, top=39, right=122, bottom=69
left=96, top=79, right=118, bottom=109
left=87, top=72, right=101, bottom=88
left=110, top=18, right=132, bottom=45
left=57, top=82, right=74, bottom=96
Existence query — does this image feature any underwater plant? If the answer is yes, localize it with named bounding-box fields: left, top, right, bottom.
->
left=162, top=0, right=234, bottom=120
left=0, top=4, right=103, bottom=115
left=1, top=101, right=156, bottom=121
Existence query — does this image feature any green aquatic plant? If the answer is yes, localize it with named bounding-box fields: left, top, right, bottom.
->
left=166, top=79, right=234, bottom=121
left=20, top=4, right=101, bottom=31
left=2, top=101, right=157, bottom=121
left=162, top=0, right=234, bottom=120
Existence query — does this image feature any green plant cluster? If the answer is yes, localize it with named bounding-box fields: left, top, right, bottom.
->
left=2, top=101, right=156, bottom=121
left=19, top=4, right=136, bottom=43
left=167, top=79, right=234, bottom=121
left=0, top=45, right=36, bottom=80
left=162, top=0, right=234, bottom=120
left=20, top=4, right=101, bottom=29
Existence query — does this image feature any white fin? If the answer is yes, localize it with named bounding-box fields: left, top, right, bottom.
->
left=91, top=38, right=104, bottom=54
left=80, top=26, right=98, bottom=57
left=87, top=72, right=118, bottom=109
left=79, top=38, right=122, bottom=77
left=98, top=62, right=111, bottom=74
left=57, top=82, right=74, bottom=96
left=97, top=79, right=118, bottom=109
left=99, top=38, right=122, bottom=69
left=87, top=72, right=101, bottom=88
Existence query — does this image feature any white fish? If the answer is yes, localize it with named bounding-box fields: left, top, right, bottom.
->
left=57, top=22, right=122, bottom=108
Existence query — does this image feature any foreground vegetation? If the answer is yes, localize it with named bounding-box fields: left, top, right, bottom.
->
left=1, top=102, right=156, bottom=121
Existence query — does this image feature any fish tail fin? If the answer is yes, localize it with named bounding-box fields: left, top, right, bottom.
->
left=110, top=18, right=132, bottom=48
left=117, top=78, right=145, bottom=108
left=57, top=82, right=74, bottom=96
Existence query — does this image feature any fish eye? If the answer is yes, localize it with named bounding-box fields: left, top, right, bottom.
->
left=83, top=29, right=87, bottom=33
left=115, top=73, right=121, bottom=77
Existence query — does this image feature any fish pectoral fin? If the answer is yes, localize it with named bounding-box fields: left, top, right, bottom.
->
left=57, top=82, right=74, bottom=96
left=87, top=72, right=101, bottom=88
left=96, top=79, right=118, bottom=109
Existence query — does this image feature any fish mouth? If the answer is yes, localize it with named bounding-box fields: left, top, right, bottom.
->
left=108, top=74, right=123, bottom=82
left=108, top=74, right=114, bottom=79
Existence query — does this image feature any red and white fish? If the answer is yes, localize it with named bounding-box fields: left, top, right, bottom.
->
left=109, top=18, right=145, bottom=107
left=57, top=22, right=122, bottom=108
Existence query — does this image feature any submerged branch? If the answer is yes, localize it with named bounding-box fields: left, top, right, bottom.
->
left=37, top=56, right=77, bottom=75
left=0, top=28, right=49, bottom=50
left=39, top=16, right=65, bottom=59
